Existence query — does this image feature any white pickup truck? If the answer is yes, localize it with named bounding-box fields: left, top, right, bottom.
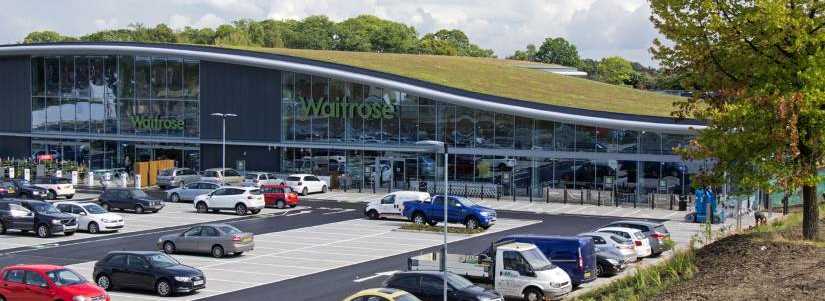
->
left=408, top=242, right=572, bottom=301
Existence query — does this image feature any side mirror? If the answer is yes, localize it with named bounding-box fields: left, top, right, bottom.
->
left=39, top=283, right=48, bottom=289
left=79, top=211, right=87, bottom=216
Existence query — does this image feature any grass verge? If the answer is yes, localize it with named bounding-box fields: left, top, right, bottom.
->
left=399, top=223, right=485, bottom=235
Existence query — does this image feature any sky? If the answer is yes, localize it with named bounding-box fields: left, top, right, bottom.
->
left=0, top=0, right=663, bottom=66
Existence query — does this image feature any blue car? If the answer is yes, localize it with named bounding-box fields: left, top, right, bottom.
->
left=495, top=235, right=598, bottom=287
left=402, top=195, right=497, bottom=229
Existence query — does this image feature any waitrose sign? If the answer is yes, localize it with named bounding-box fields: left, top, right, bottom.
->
left=300, top=97, right=394, bottom=120
left=129, top=116, right=185, bottom=130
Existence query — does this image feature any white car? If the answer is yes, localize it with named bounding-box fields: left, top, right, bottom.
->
left=33, top=177, right=75, bottom=199
left=365, top=191, right=430, bottom=220
left=193, top=186, right=265, bottom=216
left=242, top=172, right=283, bottom=187
left=55, top=201, right=124, bottom=234
left=596, top=226, right=652, bottom=258
left=285, top=174, right=327, bottom=195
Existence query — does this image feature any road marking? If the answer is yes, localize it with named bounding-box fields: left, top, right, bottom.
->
left=286, top=210, right=312, bottom=216
left=322, top=208, right=356, bottom=215
left=354, top=270, right=399, bottom=283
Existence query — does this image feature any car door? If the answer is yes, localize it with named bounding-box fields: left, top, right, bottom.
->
left=429, top=196, right=446, bottom=222
left=447, top=197, right=463, bottom=223
left=419, top=276, right=444, bottom=301
left=205, top=188, right=225, bottom=208
left=197, top=226, right=222, bottom=253
left=177, top=227, right=202, bottom=252
left=591, top=236, right=608, bottom=253
left=110, top=190, right=126, bottom=209
left=8, top=204, right=34, bottom=231
left=218, top=188, right=244, bottom=209
left=22, top=270, right=51, bottom=301
left=1, top=269, right=27, bottom=300
left=126, top=255, right=155, bottom=290
left=379, top=194, right=396, bottom=215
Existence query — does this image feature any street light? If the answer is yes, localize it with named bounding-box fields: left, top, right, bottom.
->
left=415, top=140, right=448, bottom=301
left=210, top=113, right=238, bottom=171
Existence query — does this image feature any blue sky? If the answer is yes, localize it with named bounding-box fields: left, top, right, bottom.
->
left=1, top=0, right=662, bottom=65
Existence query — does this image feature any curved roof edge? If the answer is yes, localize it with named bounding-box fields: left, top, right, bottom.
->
left=0, top=42, right=705, bottom=134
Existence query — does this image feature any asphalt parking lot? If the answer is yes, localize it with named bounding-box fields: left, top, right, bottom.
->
left=64, top=217, right=539, bottom=301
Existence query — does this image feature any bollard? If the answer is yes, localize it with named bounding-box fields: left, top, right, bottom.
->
left=512, top=186, right=516, bottom=202
left=670, top=194, right=674, bottom=210
left=529, top=186, right=532, bottom=203
left=8, top=167, right=14, bottom=179
left=633, top=195, right=637, bottom=208
left=563, top=188, right=568, bottom=204
left=358, top=182, right=362, bottom=193
left=71, top=171, right=79, bottom=186
left=372, top=182, right=376, bottom=194
left=24, top=168, right=30, bottom=181
left=650, top=194, right=655, bottom=209
left=135, top=174, right=142, bottom=188
left=465, top=184, right=468, bottom=198
left=480, top=185, right=484, bottom=200
left=580, top=189, right=584, bottom=205
left=87, top=172, right=94, bottom=186
left=545, top=187, right=549, bottom=203
left=598, top=190, right=601, bottom=206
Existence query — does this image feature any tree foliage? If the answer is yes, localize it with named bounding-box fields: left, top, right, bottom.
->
left=650, top=0, right=825, bottom=239
left=418, top=29, right=494, bottom=57
left=597, top=56, right=636, bottom=86
left=507, top=44, right=537, bottom=61
left=535, top=37, right=580, bottom=67
left=23, top=31, right=76, bottom=43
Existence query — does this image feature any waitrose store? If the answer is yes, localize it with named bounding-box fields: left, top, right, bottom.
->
left=0, top=42, right=703, bottom=201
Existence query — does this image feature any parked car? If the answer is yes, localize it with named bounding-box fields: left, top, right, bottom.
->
left=156, top=168, right=201, bottom=189
left=55, top=201, right=125, bottom=234
left=285, top=174, right=327, bottom=195
left=383, top=271, right=502, bottom=301
left=344, top=288, right=422, bottom=301
left=157, top=223, right=254, bottom=258
left=32, top=177, right=75, bottom=200
left=201, top=168, right=244, bottom=185
left=594, top=249, right=627, bottom=277
left=98, top=188, right=165, bottom=214
left=242, top=172, right=282, bottom=187
left=166, top=181, right=223, bottom=203
left=0, top=182, right=17, bottom=198
left=603, top=220, right=671, bottom=256
left=0, top=199, right=77, bottom=238
left=8, top=179, right=47, bottom=200
left=0, top=264, right=110, bottom=301
left=93, top=251, right=205, bottom=297
left=193, top=186, right=265, bottom=216
left=494, top=235, right=597, bottom=287
left=578, top=232, right=637, bottom=263
left=261, top=184, right=299, bottom=209
left=596, top=227, right=652, bottom=258
left=365, top=191, right=430, bottom=220
left=402, top=195, right=496, bottom=230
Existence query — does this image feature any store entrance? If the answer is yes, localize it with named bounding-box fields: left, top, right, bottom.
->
left=134, top=144, right=200, bottom=172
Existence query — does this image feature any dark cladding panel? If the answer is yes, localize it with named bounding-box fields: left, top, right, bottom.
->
left=201, top=144, right=280, bottom=172
left=200, top=61, right=281, bottom=142
left=0, top=56, right=32, bottom=133
left=0, top=136, right=30, bottom=158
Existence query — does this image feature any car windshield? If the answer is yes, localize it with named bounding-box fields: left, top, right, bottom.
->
left=610, top=235, right=631, bottom=244
left=46, top=269, right=86, bottom=286
left=446, top=273, right=474, bottom=290
left=286, top=176, right=300, bottom=181
left=148, top=254, right=180, bottom=268
left=83, top=204, right=107, bottom=214
left=131, top=190, right=149, bottom=198
left=203, top=171, right=218, bottom=177
left=29, top=203, right=62, bottom=214
left=522, top=247, right=554, bottom=270
left=249, top=189, right=261, bottom=195
left=454, top=197, right=476, bottom=207
left=218, top=225, right=242, bottom=235
left=159, top=169, right=172, bottom=176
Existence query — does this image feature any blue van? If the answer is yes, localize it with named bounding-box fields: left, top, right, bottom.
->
left=495, top=235, right=598, bottom=286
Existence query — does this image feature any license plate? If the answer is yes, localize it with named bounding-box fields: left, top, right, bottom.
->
left=193, top=280, right=204, bottom=286
left=585, top=272, right=592, bottom=278
left=242, top=237, right=252, bottom=243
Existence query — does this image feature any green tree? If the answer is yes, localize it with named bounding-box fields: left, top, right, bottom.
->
left=419, top=29, right=494, bottom=57
left=178, top=27, right=216, bottom=45
left=284, top=15, right=337, bottom=50
left=336, top=15, right=418, bottom=53
left=23, top=31, right=76, bottom=43
left=578, top=58, right=600, bottom=80
left=597, top=56, right=635, bottom=85
left=651, top=0, right=825, bottom=239
left=214, top=24, right=252, bottom=46
left=508, top=44, right=537, bottom=61
left=535, top=37, right=580, bottom=66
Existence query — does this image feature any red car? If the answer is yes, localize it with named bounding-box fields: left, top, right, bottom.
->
left=261, top=184, right=299, bottom=209
left=0, top=264, right=109, bottom=301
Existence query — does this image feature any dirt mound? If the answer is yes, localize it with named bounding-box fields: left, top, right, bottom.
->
left=651, top=227, right=825, bottom=301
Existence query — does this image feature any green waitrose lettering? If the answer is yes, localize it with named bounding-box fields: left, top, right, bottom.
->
left=300, top=97, right=394, bottom=120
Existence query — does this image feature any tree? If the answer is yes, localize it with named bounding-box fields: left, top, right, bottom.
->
left=597, top=56, right=635, bottom=85
left=578, top=58, right=599, bottom=80
left=23, top=31, right=76, bottom=43
left=650, top=0, right=825, bottom=239
left=535, top=37, right=580, bottom=66
left=283, top=15, right=337, bottom=50
left=508, top=44, right=537, bottom=61
left=419, top=29, right=494, bottom=57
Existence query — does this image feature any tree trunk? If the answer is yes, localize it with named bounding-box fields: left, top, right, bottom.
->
left=802, top=184, right=819, bottom=240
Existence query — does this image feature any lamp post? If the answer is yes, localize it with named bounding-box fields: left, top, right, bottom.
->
left=210, top=113, right=238, bottom=171
left=416, top=140, right=448, bottom=301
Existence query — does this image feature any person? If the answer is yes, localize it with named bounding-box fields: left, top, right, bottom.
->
left=754, top=211, right=767, bottom=226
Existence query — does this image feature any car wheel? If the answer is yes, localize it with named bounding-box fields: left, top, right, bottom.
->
left=134, top=205, right=145, bottom=214
left=170, top=193, right=180, bottom=203
left=412, top=213, right=426, bottom=225
left=156, top=279, right=172, bottom=297
left=321, top=185, right=327, bottom=193
left=0, top=294, right=5, bottom=301
left=65, top=194, right=74, bottom=199
left=523, top=287, right=544, bottom=301
left=88, top=222, right=99, bottom=234
left=235, top=203, right=247, bottom=216
left=163, top=241, right=176, bottom=254
left=302, top=187, right=308, bottom=196
left=464, top=217, right=479, bottom=230
left=596, top=263, right=605, bottom=277
left=276, top=200, right=286, bottom=209
left=36, top=224, right=51, bottom=238
left=0, top=222, right=6, bottom=234
left=367, top=210, right=379, bottom=220
left=47, top=190, right=56, bottom=200
left=96, top=274, right=113, bottom=291
left=196, top=202, right=208, bottom=213
left=211, top=245, right=225, bottom=258
left=289, top=204, right=297, bottom=208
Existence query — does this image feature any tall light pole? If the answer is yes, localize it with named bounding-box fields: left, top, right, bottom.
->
left=210, top=113, right=238, bottom=171
left=416, top=140, right=448, bottom=301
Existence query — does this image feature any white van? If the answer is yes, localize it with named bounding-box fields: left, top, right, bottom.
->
left=364, top=191, right=430, bottom=219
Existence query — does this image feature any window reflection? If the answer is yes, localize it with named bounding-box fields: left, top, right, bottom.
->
left=494, top=113, right=514, bottom=148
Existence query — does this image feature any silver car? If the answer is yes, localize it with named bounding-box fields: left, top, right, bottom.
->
left=201, top=168, right=244, bottom=185
left=166, top=182, right=223, bottom=203
left=579, top=231, right=638, bottom=263
left=157, top=168, right=201, bottom=189
left=157, top=223, right=254, bottom=258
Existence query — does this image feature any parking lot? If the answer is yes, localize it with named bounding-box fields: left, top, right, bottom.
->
left=64, top=217, right=539, bottom=301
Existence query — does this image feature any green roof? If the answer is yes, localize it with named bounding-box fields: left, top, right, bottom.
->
left=229, top=46, right=680, bottom=117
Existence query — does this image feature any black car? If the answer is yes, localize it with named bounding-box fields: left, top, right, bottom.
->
left=595, top=250, right=626, bottom=277
left=383, top=271, right=501, bottom=301
left=604, top=220, right=671, bottom=256
left=99, top=188, right=165, bottom=214
left=0, top=199, right=77, bottom=238
left=94, top=251, right=205, bottom=297
left=8, top=179, right=47, bottom=200
left=0, top=182, right=17, bottom=198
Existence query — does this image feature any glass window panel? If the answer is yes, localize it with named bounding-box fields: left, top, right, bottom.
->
left=31, top=97, right=46, bottom=131
left=103, top=95, right=117, bottom=134
left=400, top=96, right=418, bottom=144
left=166, top=100, right=185, bottom=136
left=31, top=57, right=45, bottom=97
left=494, top=113, right=514, bottom=148
left=437, top=102, right=455, bottom=146
left=135, top=57, right=151, bottom=99
left=535, top=158, right=555, bottom=188
left=46, top=97, right=60, bottom=131
left=118, top=98, right=135, bottom=135
left=329, top=80, right=346, bottom=142
left=534, top=119, right=554, bottom=150
left=134, top=100, right=150, bottom=136
left=281, top=72, right=294, bottom=141
left=151, top=58, right=167, bottom=98
left=60, top=98, right=77, bottom=132
left=183, top=60, right=199, bottom=99
left=90, top=99, right=105, bottom=134
left=184, top=101, right=199, bottom=137
left=75, top=56, right=90, bottom=98
left=556, top=158, right=576, bottom=188
left=455, top=154, right=475, bottom=181
left=104, top=56, right=117, bottom=99
left=455, top=106, right=474, bottom=147
left=575, top=125, right=597, bottom=152
left=616, top=160, right=638, bottom=193
left=45, top=57, right=60, bottom=97
left=349, top=83, right=364, bottom=143
left=117, top=56, right=135, bottom=98
left=555, top=123, right=575, bottom=151
left=476, top=155, right=494, bottom=182
left=661, top=134, right=691, bottom=155
left=167, top=59, right=183, bottom=98
left=150, top=100, right=165, bottom=136
left=514, top=116, right=532, bottom=150
left=384, top=90, right=400, bottom=144
left=59, top=56, right=75, bottom=97
left=418, top=100, right=436, bottom=142
left=618, top=129, right=639, bottom=153
left=662, top=162, right=686, bottom=194
left=640, top=131, right=661, bottom=154
left=76, top=98, right=90, bottom=133
left=641, top=161, right=662, bottom=194
left=311, top=76, right=329, bottom=142
left=475, top=111, right=493, bottom=147
left=597, top=128, right=619, bottom=152
left=362, top=86, right=382, bottom=143
left=89, top=57, right=105, bottom=101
